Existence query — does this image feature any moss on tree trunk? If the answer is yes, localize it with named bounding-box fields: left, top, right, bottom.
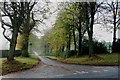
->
left=21, top=34, right=29, bottom=57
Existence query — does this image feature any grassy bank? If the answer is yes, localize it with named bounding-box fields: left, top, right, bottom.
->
left=0, top=54, right=40, bottom=75
left=47, top=53, right=119, bottom=66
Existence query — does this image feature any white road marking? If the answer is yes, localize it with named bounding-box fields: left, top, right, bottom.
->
left=93, top=70, right=100, bottom=73
left=103, top=70, right=109, bottom=71
left=74, top=71, right=89, bottom=74
left=81, top=71, right=89, bottom=73
left=75, top=71, right=81, bottom=73
left=73, top=73, right=77, bottom=74
left=56, top=74, right=64, bottom=77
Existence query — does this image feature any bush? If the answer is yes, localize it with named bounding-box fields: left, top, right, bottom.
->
left=114, top=39, right=120, bottom=53
left=80, top=38, right=108, bottom=55
left=93, top=40, right=108, bottom=54
left=81, top=39, right=89, bottom=55
left=54, top=52, right=65, bottom=58
left=64, top=50, right=77, bottom=58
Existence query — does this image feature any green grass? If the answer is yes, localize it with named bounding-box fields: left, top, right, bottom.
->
left=0, top=54, right=40, bottom=75
left=47, top=53, right=119, bottom=66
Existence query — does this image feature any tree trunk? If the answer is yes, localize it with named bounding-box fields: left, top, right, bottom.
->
left=66, top=31, right=71, bottom=51
left=77, top=22, right=82, bottom=56
left=61, top=46, right=64, bottom=52
left=68, top=33, right=71, bottom=51
left=72, top=28, right=76, bottom=51
left=112, top=15, right=117, bottom=53
left=84, top=2, right=96, bottom=57
left=112, top=30, right=116, bottom=53
left=21, top=11, right=30, bottom=57
left=21, top=34, right=29, bottom=57
left=89, top=14, right=95, bottom=57
left=88, top=34, right=94, bottom=57
left=78, top=31, right=82, bottom=56
left=7, top=26, right=19, bottom=61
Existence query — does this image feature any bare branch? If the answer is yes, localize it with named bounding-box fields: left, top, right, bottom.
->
left=1, top=21, right=11, bottom=41
left=2, top=20, right=12, bottom=28
left=117, top=22, right=120, bottom=28
left=29, top=2, right=37, bottom=11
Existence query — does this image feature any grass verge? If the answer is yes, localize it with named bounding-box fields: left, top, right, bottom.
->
left=47, top=53, right=119, bottom=66
left=0, top=54, right=40, bottom=75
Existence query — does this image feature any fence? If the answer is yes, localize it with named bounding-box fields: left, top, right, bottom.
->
left=0, top=50, right=21, bottom=58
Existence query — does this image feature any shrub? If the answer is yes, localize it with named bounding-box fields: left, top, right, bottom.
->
left=93, top=40, right=108, bottom=54
left=64, top=50, right=77, bottom=58
left=114, top=39, right=120, bottom=53
left=80, top=38, right=108, bottom=55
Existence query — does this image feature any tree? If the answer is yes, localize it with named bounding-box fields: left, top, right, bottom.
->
left=60, top=3, right=87, bottom=56
left=42, top=3, right=87, bottom=57
left=106, top=1, right=120, bottom=52
left=1, top=2, right=24, bottom=61
left=19, top=1, right=50, bottom=57
left=73, top=2, right=86, bottom=56
left=46, top=20, right=67, bottom=53
left=84, top=2, right=102, bottom=57
left=56, top=8, right=74, bottom=52
left=19, top=2, right=36, bottom=57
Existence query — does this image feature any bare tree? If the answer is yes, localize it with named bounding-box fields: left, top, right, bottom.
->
left=1, top=2, right=24, bottom=61
left=99, top=1, right=120, bottom=52
left=107, top=1, right=120, bottom=52
left=19, top=1, right=37, bottom=57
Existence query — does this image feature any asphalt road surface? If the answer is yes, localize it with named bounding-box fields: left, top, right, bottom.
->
left=2, top=51, right=119, bottom=79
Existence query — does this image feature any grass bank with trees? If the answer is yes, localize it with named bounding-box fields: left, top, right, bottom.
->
left=47, top=53, right=119, bottom=66
left=0, top=54, right=40, bottom=75
left=38, top=1, right=120, bottom=66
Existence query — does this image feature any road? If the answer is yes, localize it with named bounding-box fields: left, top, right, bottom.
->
left=2, top=51, right=119, bottom=78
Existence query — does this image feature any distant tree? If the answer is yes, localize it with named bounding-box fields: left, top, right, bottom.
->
left=56, top=8, right=73, bottom=52
left=106, top=1, right=120, bottom=52
left=19, top=1, right=50, bottom=57
left=99, top=1, right=120, bottom=53
left=57, top=3, right=87, bottom=56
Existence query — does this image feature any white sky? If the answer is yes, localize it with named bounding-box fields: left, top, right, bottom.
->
left=93, top=24, right=113, bottom=42
left=0, top=23, right=9, bottom=50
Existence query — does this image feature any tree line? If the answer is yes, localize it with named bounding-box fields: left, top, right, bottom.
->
left=0, top=0, right=120, bottom=61
left=39, top=1, right=120, bottom=58
left=1, top=0, right=49, bottom=61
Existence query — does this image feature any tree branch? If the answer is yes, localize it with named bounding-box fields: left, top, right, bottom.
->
left=1, top=21, right=11, bottom=41
left=117, top=22, right=120, bottom=28
left=29, top=2, right=37, bottom=11
left=2, top=20, right=12, bottom=28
